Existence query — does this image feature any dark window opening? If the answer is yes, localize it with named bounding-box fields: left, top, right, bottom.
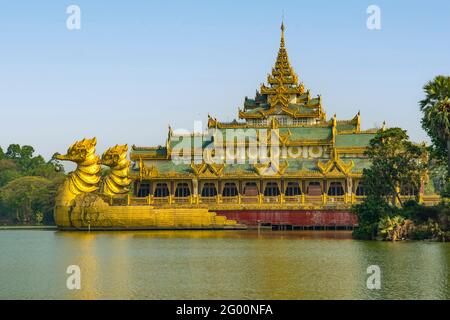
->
left=264, top=182, right=280, bottom=196
left=201, top=183, right=217, bottom=197
left=137, top=183, right=150, bottom=197
left=154, top=183, right=169, bottom=197
left=175, top=183, right=190, bottom=197
left=401, top=184, right=418, bottom=196
left=222, top=182, right=238, bottom=197
left=328, top=182, right=344, bottom=196
left=285, top=182, right=301, bottom=196
left=355, top=183, right=365, bottom=196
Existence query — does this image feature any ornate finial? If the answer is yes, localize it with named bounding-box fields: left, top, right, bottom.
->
left=280, top=19, right=285, bottom=48
left=356, top=111, right=361, bottom=132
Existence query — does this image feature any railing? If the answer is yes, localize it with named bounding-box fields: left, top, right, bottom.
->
left=304, top=195, right=323, bottom=204
left=327, top=195, right=346, bottom=204
left=284, top=195, right=302, bottom=203
left=129, top=197, right=149, bottom=206
left=172, top=196, right=191, bottom=204
left=153, top=196, right=170, bottom=204
left=123, top=193, right=441, bottom=207
left=263, top=195, right=280, bottom=203
left=240, top=196, right=259, bottom=203
left=200, top=196, right=218, bottom=204
left=421, top=195, right=441, bottom=205
left=221, top=196, right=239, bottom=204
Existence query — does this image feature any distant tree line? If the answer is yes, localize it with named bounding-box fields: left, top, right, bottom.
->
left=0, top=145, right=65, bottom=225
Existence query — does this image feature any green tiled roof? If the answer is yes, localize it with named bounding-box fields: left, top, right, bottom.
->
left=335, top=133, right=375, bottom=148
left=281, top=127, right=331, bottom=140
left=131, top=147, right=167, bottom=158
left=350, top=158, right=372, bottom=172
left=336, top=122, right=357, bottom=132
left=135, top=157, right=372, bottom=175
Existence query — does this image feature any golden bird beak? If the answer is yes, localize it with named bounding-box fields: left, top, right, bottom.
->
left=55, top=154, right=70, bottom=161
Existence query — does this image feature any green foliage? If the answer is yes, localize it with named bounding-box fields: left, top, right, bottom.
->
left=378, top=215, right=413, bottom=241
left=0, top=176, right=51, bottom=223
left=352, top=126, right=450, bottom=241
left=0, top=144, right=65, bottom=225
left=352, top=196, right=393, bottom=240
left=420, top=75, right=450, bottom=169
left=363, top=128, right=427, bottom=206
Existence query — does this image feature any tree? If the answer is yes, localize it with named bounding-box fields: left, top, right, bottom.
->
left=5, top=144, right=21, bottom=159
left=352, top=196, right=393, bottom=240
left=0, top=146, right=4, bottom=160
left=420, top=76, right=450, bottom=171
left=0, top=144, right=66, bottom=224
left=363, top=128, right=428, bottom=206
left=0, top=159, right=19, bottom=183
left=0, top=176, right=63, bottom=224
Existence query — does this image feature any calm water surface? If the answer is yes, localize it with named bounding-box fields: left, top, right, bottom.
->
left=0, top=230, right=448, bottom=299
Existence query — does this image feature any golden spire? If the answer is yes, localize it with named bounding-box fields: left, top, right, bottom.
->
left=260, top=20, right=304, bottom=108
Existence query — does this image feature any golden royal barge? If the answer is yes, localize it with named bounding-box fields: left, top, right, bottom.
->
left=54, top=23, right=440, bottom=230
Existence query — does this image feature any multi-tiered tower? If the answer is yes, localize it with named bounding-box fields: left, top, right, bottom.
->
left=128, top=23, right=431, bottom=228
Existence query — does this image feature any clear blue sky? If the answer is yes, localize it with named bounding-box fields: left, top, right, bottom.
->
left=1, top=0, right=449, bottom=160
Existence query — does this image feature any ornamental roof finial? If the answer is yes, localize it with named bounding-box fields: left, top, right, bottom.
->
left=280, top=18, right=285, bottom=48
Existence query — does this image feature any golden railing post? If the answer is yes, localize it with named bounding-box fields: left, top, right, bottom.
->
left=217, top=194, right=220, bottom=204
left=168, top=195, right=172, bottom=205
left=280, top=193, right=284, bottom=204
left=127, top=194, right=130, bottom=205
left=238, top=194, right=241, bottom=204
left=147, top=195, right=151, bottom=205
left=301, top=194, right=305, bottom=204
left=322, top=193, right=327, bottom=204
left=259, top=194, right=263, bottom=204
left=418, top=194, right=424, bottom=204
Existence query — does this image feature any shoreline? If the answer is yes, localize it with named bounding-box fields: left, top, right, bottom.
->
left=0, top=225, right=57, bottom=230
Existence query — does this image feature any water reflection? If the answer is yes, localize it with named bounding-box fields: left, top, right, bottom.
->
left=0, top=230, right=448, bottom=299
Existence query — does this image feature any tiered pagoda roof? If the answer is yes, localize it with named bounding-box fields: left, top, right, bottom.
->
left=238, top=22, right=325, bottom=121
left=130, top=22, right=383, bottom=180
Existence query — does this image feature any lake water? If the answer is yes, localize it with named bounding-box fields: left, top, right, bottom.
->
left=0, top=230, right=448, bottom=299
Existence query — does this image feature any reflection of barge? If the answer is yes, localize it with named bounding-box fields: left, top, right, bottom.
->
left=54, top=23, right=439, bottom=230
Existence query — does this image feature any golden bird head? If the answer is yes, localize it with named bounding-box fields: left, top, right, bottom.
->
left=56, top=137, right=97, bottom=163
left=101, top=144, right=128, bottom=167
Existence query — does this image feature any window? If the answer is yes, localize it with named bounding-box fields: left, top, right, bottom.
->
left=154, top=183, right=169, bottom=197
left=201, top=183, right=217, bottom=197
left=307, top=181, right=322, bottom=196
left=175, top=183, right=190, bottom=197
left=401, top=184, right=417, bottom=196
left=264, top=182, right=280, bottom=196
left=222, top=182, right=238, bottom=197
left=243, top=182, right=258, bottom=196
left=253, top=119, right=267, bottom=126
left=137, top=183, right=150, bottom=197
left=328, top=182, right=344, bottom=196
left=285, top=182, right=301, bottom=196
left=277, top=117, right=288, bottom=126
left=293, top=118, right=308, bottom=125
left=355, top=183, right=365, bottom=196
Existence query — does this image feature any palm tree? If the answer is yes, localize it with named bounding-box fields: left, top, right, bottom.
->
left=419, top=76, right=450, bottom=171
